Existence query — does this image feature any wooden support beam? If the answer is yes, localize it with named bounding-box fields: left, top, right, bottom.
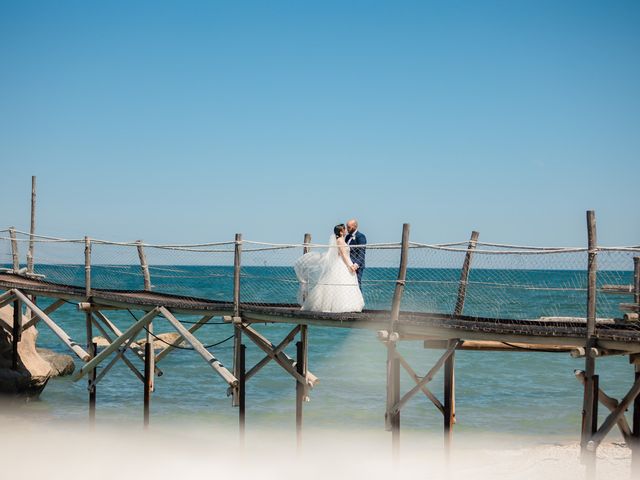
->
left=581, top=210, right=598, bottom=465
left=22, top=299, right=65, bottom=330
left=575, top=370, right=632, bottom=443
left=91, top=315, right=145, bottom=382
left=92, top=311, right=157, bottom=377
left=143, top=341, right=152, bottom=427
left=232, top=233, right=243, bottom=407
left=391, top=340, right=459, bottom=415
left=89, top=342, right=96, bottom=425
left=241, top=324, right=316, bottom=387
left=12, top=299, right=21, bottom=370
left=395, top=349, right=444, bottom=414
left=424, top=339, right=583, bottom=353
left=73, top=308, right=159, bottom=381
left=444, top=230, right=477, bottom=449
left=159, top=307, right=237, bottom=387
left=27, top=176, right=36, bottom=274
left=444, top=339, right=456, bottom=450
left=9, top=228, right=19, bottom=272
left=454, top=230, right=479, bottom=316
left=91, top=333, right=140, bottom=386
left=136, top=241, right=151, bottom=291
left=232, top=321, right=242, bottom=407
left=155, top=315, right=213, bottom=365
left=145, top=319, right=155, bottom=391
left=590, top=373, right=640, bottom=447
left=296, top=235, right=311, bottom=450
left=239, top=344, right=246, bottom=442
left=0, top=290, right=16, bottom=310
left=386, top=223, right=410, bottom=456
left=296, top=325, right=308, bottom=449
left=13, top=289, right=90, bottom=361
left=245, top=324, right=301, bottom=381
left=233, top=233, right=241, bottom=318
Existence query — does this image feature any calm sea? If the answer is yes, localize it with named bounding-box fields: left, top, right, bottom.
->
left=9, top=265, right=637, bottom=440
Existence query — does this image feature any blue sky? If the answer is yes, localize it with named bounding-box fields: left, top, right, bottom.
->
left=1, top=1, right=638, bottom=246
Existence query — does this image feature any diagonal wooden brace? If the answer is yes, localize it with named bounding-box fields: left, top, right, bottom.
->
left=391, top=340, right=459, bottom=415
left=22, top=299, right=66, bottom=330
left=91, top=315, right=145, bottom=383
left=241, top=324, right=318, bottom=388
left=396, top=350, right=445, bottom=415
left=155, top=314, right=214, bottom=364
left=90, top=333, right=141, bottom=387
left=73, top=307, right=160, bottom=381
left=589, top=372, right=640, bottom=448
left=159, top=307, right=237, bottom=387
left=0, top=290, right=17, bottom=311
left=13, top=289, right=90, bottom=361
left=575, top=370, right=632, bottom=443
left=246, top=324, right=300, bottom=381
left=92, top=310, right=163, bottom=377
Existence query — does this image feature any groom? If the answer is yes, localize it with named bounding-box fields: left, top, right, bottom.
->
left=345, top=218, right=366, bottom=287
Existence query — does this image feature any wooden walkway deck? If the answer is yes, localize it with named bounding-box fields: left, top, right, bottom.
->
left=2, top=272, right=639, bottom=353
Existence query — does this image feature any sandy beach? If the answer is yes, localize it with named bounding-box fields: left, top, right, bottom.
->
left=1, top=416, right=633, bottom=480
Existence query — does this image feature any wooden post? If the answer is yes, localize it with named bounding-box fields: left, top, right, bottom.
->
left=239, top=344, right=246, bottom=444
left=11, top=299, right=21, bottom=370
left=301, top=233, right=311, bottom=302
left=9, top=227, right=19, bottom=272
left=136, top=241, right=152, bottom=291
left=234, top=233, right=242, bottom=318
left=581, top=210, right=598, bottom=470
left=633, top=257, right=640, bottom=473
left=232, top=234, right=242, bottom=408
left=84, top=237, right=96, bottom=423
left=296, top=234, right=311, bottom=448
left=27, top=176, right=36, bottom=274
left=445, top=230, right=479, bottom=451
left=296, top=328, right=308, bottom=450
left=89, top=342, right=97, bottom=425
left=144, top=341, right=152, bottom=428
left=454, top=231, right=479, bottom=316
left=137, top=242, right=155, bottom=392
left=387, top=223, right=410, bottom=459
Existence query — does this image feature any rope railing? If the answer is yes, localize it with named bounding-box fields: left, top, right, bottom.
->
left=1, top=226, right=638, bottom=329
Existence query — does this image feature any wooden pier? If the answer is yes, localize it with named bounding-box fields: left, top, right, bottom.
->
left=1, top=209, right=640, bottom=478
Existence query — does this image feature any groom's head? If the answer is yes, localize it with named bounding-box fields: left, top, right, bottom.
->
left=347, top=219, right=358, bottom=234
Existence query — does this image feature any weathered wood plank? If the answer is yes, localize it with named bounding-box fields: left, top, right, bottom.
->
left=13, top=289, right=90, bottom=361
left=159, top=307, right=237, bottom=386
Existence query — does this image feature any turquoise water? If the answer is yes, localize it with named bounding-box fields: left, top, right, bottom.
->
left=8, top=265, right=638, bottom=440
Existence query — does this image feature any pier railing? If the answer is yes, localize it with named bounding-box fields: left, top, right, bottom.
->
left=1, top=227, right=639, bottom=337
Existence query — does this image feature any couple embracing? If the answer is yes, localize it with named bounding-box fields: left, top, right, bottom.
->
left=294, top=219, right=366, bottom=313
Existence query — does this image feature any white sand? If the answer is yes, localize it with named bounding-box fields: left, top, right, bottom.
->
left=1, top=419, right=634, bottom=480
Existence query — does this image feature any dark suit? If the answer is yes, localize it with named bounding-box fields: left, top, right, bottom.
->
left=345, top=230, right=366, bottom=286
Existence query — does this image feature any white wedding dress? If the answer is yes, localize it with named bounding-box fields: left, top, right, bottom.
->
left=294, top=236, right=364, bottom=313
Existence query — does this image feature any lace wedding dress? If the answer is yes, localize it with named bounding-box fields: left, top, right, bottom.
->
left=294, top=236, right=364, bottom=313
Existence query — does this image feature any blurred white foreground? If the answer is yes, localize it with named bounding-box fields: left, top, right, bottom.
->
left=1, top=416, right=632, bottom=480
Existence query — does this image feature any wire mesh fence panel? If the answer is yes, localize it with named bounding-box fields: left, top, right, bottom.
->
left=240, top=241, right=401, bottom=310
left=240, top=244, right=304, bottom=305
left=597, top=248, right=640, bottom=335
left=8, top=233, right=87, bottom=287
left=0, top=228, right=637, bottom=343
left=0, top=234, right=13, bottom=271
left=143, top=243, right=236, bottom=300
left=90, top=242, right=143, bottom=291
left=405, top=244, right=592, bottom=322
left=90, top=240, right=237, bottom=300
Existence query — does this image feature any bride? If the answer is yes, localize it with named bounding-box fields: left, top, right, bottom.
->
left=294, top=224, right=365, bottom=313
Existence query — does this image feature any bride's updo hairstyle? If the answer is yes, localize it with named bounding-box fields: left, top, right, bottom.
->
left=334, top=224, right=346, bottom=238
